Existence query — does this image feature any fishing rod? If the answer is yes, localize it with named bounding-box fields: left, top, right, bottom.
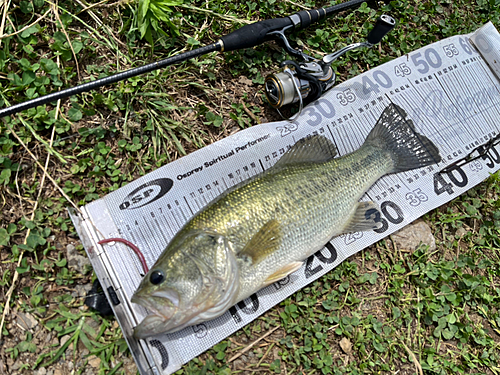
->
left=0, top=0, right=391, bottom=119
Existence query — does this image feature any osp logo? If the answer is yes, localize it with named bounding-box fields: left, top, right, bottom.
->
left=119, top=178, right=173, bottom=210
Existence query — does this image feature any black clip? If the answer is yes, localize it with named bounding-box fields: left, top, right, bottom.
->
left=439, top=133, right=500, bottom=174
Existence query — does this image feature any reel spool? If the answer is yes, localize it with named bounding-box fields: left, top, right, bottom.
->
left=264, top=14, right=396, bottom=116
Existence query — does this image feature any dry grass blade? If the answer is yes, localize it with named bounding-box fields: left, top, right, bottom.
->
left=7, top=125, right=81, bottom=214
left=228, top=325, right=280, bottom=363
left=52, top=0, right=81, bottom=80
left=73, top=0, right=127, bottom=49
left=178, top=4, right=252, bottom=24
left=282, top=0, right=309, bottom=9
left=0, top=0, right=11, bottom=47
left=17, top=117, right=68, bottom=164
left=76, top=0, right=113, bottom=14
left=0, top=66, right=68, bottom=339
left=401, top=341, right=424, bottom=375
left=0, top=8, right=51, bottom=39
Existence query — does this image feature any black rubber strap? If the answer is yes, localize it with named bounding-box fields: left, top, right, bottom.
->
left=295, top=9, right=327, bottom=28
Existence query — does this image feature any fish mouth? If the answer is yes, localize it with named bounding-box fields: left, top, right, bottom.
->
left=132, top=293, right=191, bottom=339
left=131, top=293, right=177, bottom=321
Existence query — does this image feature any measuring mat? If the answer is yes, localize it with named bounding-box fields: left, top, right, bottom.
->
left=70, top=22, right=500, bottom=374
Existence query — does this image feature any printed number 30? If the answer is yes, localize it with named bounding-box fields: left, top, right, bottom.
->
left=365, top=201, right=404, bottom=234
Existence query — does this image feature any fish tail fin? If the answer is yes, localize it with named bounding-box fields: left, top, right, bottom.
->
left=365, top=103, right=441, bottom=173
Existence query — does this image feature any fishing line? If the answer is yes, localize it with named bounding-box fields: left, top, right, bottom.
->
left=98, top=238, right=149, bottom=274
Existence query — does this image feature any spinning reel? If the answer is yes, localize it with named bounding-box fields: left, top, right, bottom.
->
left=265, top=15, right=396, bottom=117
left=0, top=0, right=395, bottom=120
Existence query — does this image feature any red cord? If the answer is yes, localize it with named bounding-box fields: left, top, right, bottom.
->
left=98, top=238, right=149, bottom=274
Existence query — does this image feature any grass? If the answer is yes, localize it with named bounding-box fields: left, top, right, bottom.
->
left=0, top=0, right=499, bottom=374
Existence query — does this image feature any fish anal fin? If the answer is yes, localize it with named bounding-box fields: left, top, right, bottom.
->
left=239, top=219, right=282, bottom=265
left=273, top=135, right=338, bottom=170
left=263, top=261, right=303, bottom=287
left=342, top=201, right=382, bottom=234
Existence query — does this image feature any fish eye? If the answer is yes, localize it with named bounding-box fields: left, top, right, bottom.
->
left=149, top=270, right=165, bottom=285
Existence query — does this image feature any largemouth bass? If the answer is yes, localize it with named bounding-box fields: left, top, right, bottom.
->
left=131, top=103, right=441, bottom=339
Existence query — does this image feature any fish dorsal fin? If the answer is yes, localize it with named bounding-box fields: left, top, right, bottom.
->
left=273, top=135, right=338, bottom=170
left=342, top=201, right=383, bottom=234
left=239, top=219, right=282, bottom=265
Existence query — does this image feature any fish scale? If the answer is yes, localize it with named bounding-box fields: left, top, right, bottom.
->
left=131, top=103, right=442, bottom=338
left=198, top=145, right=395, bottom=302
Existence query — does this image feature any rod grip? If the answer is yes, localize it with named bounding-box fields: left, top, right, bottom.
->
left=219, top=17, right=292, bottom=52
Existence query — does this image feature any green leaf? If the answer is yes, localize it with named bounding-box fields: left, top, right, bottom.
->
left=7, top=223, right=16, bottom=234
left=55, top=258, right=67, bottom=267
left=186, top=37, right=200, bottom=46
left=19, top=1, right=34, bottom=14
left=139, top=0, right=151, bottom=20
left=70, top=164, right=80, bottom=174
left=22, top=71, right=35, bottom=86
left=40, top=58, right=59, bottom=75
left=53, top=31, right=67, bottom=44
left=442, top=328, right=454, bottom=340
left=20, top=25, right=39, bottom=38
left=0, top=168, right=11, bottom=184
left=68, top=108, right=82, bottom=122
left=31, top=294, right=42, bottom=306
left=16, top=265, right=30, bottom=274
left=392, top=307, right=401, bottom=319
left=71, top=40, right=83, bottom=54
left=373, top=340, right=385, bottom=352
left=446, top=313, right=457, bottom=324
left=17, top=341, right=37, bottom=353
left=26, top=233, right=46, bottom=250
left=0, top=228, right=9, bottom=246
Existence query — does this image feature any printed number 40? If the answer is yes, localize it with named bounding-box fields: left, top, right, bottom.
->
left=433, top=167, right=468, bottom=196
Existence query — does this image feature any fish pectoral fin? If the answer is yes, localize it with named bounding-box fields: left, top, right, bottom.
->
left=342, top=201, right=382, bottom=234
left=238, top=219, right=282, bottom=265
left=272, top=134, right=338, bottom=170
left=263, top=261, right=303, bottom=287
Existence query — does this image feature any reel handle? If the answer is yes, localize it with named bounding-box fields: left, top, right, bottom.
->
left=367, top=15, right=396, bottom=45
